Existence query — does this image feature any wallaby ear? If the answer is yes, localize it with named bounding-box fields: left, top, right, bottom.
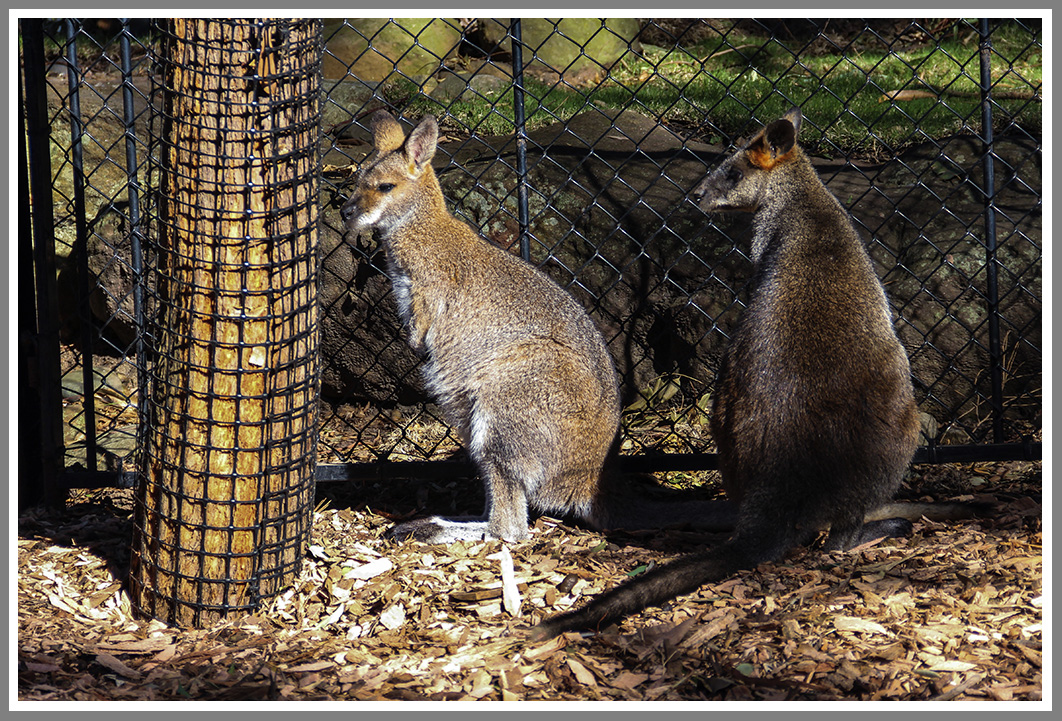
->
left=764, top=117, right=796, bottom=156
left=369, top=110, right=406, bottom=154
left=404, top=115, right=439, bottom=171
left=746, top=114, right=798, bottom=170
left=783, top=106, right=803, bottom=137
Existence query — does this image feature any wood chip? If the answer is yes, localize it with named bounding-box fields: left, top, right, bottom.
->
left=94, top=653, right=140, bottom=679
left=498, top=546, right=522, bottom=618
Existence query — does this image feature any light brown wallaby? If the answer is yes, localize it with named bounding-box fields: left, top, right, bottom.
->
left=531, top=108, right=945, bottom=640
left=341, top=110, right=739, bottom=543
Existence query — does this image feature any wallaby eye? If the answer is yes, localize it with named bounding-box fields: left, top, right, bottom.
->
left=727, top=168, right=743, bottom=184
left=377, top=183, right=396, bottom=193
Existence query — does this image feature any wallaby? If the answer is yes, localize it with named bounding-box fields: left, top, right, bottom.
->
left=341, top=110, right=739, bottom=543
left=531, top=108, right=927, bottom=640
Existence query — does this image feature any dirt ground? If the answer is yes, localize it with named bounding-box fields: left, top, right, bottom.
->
left=16, top=459, right=1042, bottom=703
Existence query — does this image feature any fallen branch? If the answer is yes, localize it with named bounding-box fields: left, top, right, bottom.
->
left=881, top=79, right=1041, bottom=103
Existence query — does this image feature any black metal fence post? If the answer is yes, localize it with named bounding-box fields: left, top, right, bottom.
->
left=119, top=18, right=150, bottom=477
left=19, top=70, right=38, bottom=507
left=979, top=18, right=1005, bottom=444
left=21, top=18, right=66, bottom=508
left=510, top=19, right=532, bottom=262
left=64, top=19, right=99, bottom=472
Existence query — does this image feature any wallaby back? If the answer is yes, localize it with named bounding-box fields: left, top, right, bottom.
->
left=531, top=108, right=922, bottom=639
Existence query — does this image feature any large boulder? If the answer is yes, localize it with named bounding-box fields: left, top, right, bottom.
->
left=44, top=76, right=153, bottom=260
left=42, top=74, right=154, bottom=344
left=861, top=135, right=1042, bottom=429
left=477, top=19, right=641, bottom=82
left=322, top=19, right=462, bottom=81
left=318, top=220, right=422, bottom=403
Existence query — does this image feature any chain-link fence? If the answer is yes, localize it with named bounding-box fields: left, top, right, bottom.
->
left=21, top=18, right=1042, bottom=505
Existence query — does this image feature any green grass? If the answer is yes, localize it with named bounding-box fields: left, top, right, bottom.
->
left=398, top=20, right=1041, bottom=159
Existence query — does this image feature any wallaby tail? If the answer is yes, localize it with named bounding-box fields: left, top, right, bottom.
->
left=529, top=543, right=746, bottom=641
left=600, top=498, right=987, bottom=532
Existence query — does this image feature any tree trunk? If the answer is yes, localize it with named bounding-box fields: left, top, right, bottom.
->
left=130, top=18, right=321, bottom=627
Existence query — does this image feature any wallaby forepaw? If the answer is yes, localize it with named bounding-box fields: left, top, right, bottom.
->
left=857, top=517, right=914, bottom=546
left=384, top=516, right=496, bottom=544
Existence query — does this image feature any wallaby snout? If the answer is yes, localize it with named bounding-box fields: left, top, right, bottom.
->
left=691, top=165, right=745, bottom=210
left=340, top=192, right=360, bottom=225
left=340, top=188, right=379, bottom=234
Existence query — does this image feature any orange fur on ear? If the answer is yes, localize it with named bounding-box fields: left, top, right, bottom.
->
left=747, top=122, right=798, bottom=170
left=746, top=142, right=777, bottom=170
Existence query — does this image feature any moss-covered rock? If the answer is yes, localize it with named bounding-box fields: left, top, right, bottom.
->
left=478, top=18, right=641, bottom=79
left=322, top=19, right=462, bottom=81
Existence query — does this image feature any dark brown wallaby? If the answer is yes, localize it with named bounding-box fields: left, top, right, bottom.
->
left=531, top=108, right=926, bottom=640
left=340, top=110, right=737, bottom=543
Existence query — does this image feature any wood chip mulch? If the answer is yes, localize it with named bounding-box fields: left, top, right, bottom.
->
left=16, top=460, right=1042, bottom=703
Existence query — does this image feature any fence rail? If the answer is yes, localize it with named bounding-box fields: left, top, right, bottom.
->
left=20, top=18, right=1042, bottom=505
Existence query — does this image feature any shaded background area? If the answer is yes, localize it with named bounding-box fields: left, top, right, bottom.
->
left=23, top=18, right=1040, bottom=503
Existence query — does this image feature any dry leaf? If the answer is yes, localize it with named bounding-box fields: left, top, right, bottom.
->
left=523, top=634, right=567, bottom=659
left=925, top=658, right=979, bottom=672
left=94, top=653, right=140, bottom=679
left=611, top=671, right=649, bottom=690
left=880, top=89, right=938, bottom=102
left=95, top=636, right=173, bottom=654
left=343, top=557, right=393, bottom=580
left=24, top=662, right=61, bottom=673
left=287, top=660, right=335, bottom=673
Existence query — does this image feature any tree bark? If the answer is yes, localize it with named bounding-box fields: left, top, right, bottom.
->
left=130, top=18, right=321, bottom=627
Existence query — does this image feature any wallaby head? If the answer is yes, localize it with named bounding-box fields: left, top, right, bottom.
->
left=692, top=107, right=803, bottom=213
left=341, top=110, right=442, bottom=237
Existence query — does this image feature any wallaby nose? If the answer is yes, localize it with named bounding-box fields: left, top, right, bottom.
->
left=690, top=179, right=707, bottom=203
left=340, top=199, right=355, bottom=222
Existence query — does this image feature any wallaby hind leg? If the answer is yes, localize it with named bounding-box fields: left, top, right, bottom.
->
left=385, top=461, right=531, bottom=543
left=386, top=416, right=542, bottom=543
left=482, top=457, right=533, bottom=540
